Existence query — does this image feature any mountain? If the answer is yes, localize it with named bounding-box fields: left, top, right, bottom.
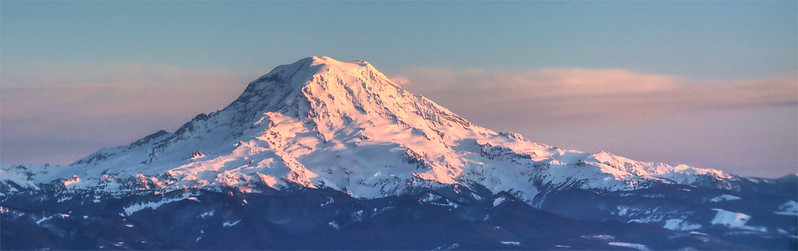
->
left=1, top=56, right=795, bottom=249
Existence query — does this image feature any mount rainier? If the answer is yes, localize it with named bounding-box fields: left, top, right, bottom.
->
left=1, top=56, right=795, bottom=249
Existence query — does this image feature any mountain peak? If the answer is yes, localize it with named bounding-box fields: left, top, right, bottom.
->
left=235, top=56, right=394, bottom=107
left=303, top=56, right=371, bottom=68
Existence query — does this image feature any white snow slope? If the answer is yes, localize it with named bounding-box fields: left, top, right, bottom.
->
left=0, top=56, right=735, bottom=203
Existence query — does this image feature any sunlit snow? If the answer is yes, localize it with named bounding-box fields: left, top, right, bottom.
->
left=608, top=242, right=650, bottom=251
left=0, top=56, right=738, bottom=213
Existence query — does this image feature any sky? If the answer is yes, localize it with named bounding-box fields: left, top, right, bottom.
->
left=1, top=1, right=796, bottom=178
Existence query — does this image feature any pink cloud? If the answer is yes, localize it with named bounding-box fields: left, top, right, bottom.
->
left=394, top=67, right=797, bottom=127
left=388, top=76, right=412, bottom=86
left=1, top=64, right=252, bottom=165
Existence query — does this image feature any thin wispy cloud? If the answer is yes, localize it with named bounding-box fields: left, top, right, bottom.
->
left=391, top=68, right=797, bottom=128
left=1, top=64, right=251, bottom=165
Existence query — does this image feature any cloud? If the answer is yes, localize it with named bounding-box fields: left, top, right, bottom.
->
left=393, top=67, right=797, bottom=128
left=388, top=76, right=412, bottom=86
left=1, top=64, right=253, bottom=164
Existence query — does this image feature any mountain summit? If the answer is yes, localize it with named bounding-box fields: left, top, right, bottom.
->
left=4, top=56, right=732, bottom=200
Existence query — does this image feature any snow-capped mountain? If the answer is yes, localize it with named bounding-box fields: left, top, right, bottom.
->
left=2, top=56, right=734, bottom=198
left=1, top=56, right=795, bottom=249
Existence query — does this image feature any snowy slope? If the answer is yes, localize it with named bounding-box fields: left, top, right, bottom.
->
left=0, top=56, right=738, bottom=203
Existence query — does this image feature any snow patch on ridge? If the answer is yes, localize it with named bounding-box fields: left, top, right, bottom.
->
left=493, top=197, right=506, bottom=207
left=775, top=200, right=798, bottom=216
left=710, top=208, right=767, bottom=232
left=663, top=218, right=702, bottom=231
left=123, top=194, right=191, bottom=216
left=710, top=194, right=741, bottom=202
left=223, top=220, right=241, bottom=227
left=608, top=242, right=650, bottom=251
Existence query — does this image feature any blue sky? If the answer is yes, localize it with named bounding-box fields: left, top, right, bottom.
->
left=4, top=1, right=795, bottom=77
left=2, top=1, right=796, bottom=177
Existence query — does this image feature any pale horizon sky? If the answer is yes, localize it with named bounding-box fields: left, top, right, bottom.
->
left=1, top=1, right=796, bottom=178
